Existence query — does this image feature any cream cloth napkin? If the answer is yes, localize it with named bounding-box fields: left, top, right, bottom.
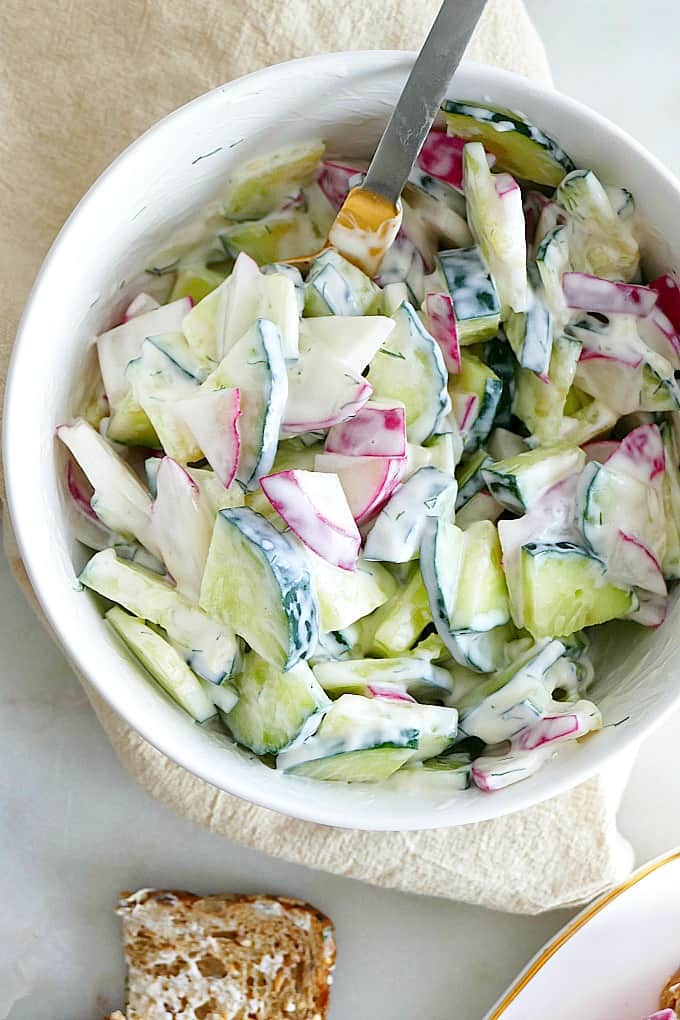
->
left=0, top=0, right=635, bottom=914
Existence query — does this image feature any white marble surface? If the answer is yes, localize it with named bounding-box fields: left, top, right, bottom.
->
left=4, top=3, right=680, bottom=1017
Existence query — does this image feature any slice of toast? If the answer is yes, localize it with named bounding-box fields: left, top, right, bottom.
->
left=114, top=889, right=335, bottom=1020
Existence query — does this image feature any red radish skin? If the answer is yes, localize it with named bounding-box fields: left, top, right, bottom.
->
left=608, top=424, right=666, bottom=484
left=640, top=306, right=680, bottom=362
left=615, top=530, right=667, bottom=596
left=563, top=273, right=658, bottom=317
left=650, top=273, right=680, bottom=331
left=316, top=160, right=362, bottom=210
left=66, top=459, right=98, bottom=520
left=314, top=453, right=405, bottom=525
left=452, top=393, right=479, bottom=433
left=425, top=293, right=461, bottom=373
left=494, top=172, right=520, bottom=198
left=368, top=685, right=417, bottom=703
left=260, top=469, right=361, bottom=571
left=513, top=712, right=582, bottom=752
left=177, top=387, right=242, bottom=488
left=417, top=131, right=495, bottom=192
left=325, top=402, right=407, bottom=458
left=579, top=344, right=643, bottom=369
left=123, top=292, right=161, bottom=322
left=523, top=190, right=551, bottom=244
left=282, top=378, right=373, bottom=434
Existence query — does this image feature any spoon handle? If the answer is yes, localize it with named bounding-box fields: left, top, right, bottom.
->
left=362, top=0, right=487, bottom=204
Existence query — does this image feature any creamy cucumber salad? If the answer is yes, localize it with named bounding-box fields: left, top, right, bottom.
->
left=59, top=99, right=680, bottom=794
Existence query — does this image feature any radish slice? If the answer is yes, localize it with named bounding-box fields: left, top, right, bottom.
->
left=650, top=273, right=680, bottom=330
left=416, top=131, right=495, bottom=193
left=627, top=590, right=668, bottom=628
left=324, top=400, right=407, bottom=458
left=425, top=292, right=461, bottom=373
left=563, top=273, right=658, bottom=316
left=579, top=343, right=643, bottom=369
left=512, top=700, right=602, bottom=752
left=260, top=469, right=361, bottom=570
left=316, top=160, right=363, bottom=210
left=368, top=684, right=417, bottom=704
left=607, top=423, right=666, bottom=486
left=523, top=190, right=551, bottom=245
left=67, top=459, right=98, bottom=521
left=608, top=530, right=667, bottom=596
left=151, top=457, right=214, bottom=599
left=123, top=292, right=161, bottom=321
left=494, top=172, right=520, bottom=198
left=96, top=297, right=193, bottom=407
left=472, top=747, right=552, bottom=792
left=314, top=452, right=405, bottom=525
left=177, top=387, right=242, bottom=488
left=451, top=392, right=480, bottom=433
left=638, top=306, right=680, bottom=366
left=283, top=366, right=372, bottom=435
left=582, top=439, right=619, bottom=463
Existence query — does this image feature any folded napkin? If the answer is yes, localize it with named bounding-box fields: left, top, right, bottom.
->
left=0, top=0, right=634, bottom=914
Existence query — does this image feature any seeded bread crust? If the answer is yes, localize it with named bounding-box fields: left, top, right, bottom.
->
left=114, top=889, right=335, bottom=1020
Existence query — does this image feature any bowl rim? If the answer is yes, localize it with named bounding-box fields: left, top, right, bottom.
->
left=6, top=50, right=680, bottom=830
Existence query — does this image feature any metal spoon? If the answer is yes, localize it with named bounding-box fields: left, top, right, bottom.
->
left=287, top=0, right=488, bottom=276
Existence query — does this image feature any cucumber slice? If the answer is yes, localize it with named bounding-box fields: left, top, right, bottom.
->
left=455, top=447, right=492, bottom=509
left=448, top=352, right=502, bottom=454
left=57, top=419, right=159, bottom=558
left=107, top=391, right=160, bottom=448
left=304, top=249, right=382, bottom=317
left=453, top=489, right=503, bottom=529
left=389, top=753, right=472, bottom=793
left=309, top=627, right=359, bottom=666
left=535, top=224, right=572, bottom=330
left=505, top=282, right=552, bottom=377
left=298, top=314, right=394, bottom=375
left=218, top=255, right=300, bottom=361
left=420, top=517, right=510, bottom=672
left=472, top=747, right=552, bottom=791
left=221, top=140, right=325, bottom=221
left=442, top=99, right=574, bottom=187
left=446, top=624, right=514, bottom=674
left=221, top=208, right=323, bottom=265
left=487, top=427, right=528, bottom=462
left=457, top=639, right=564, bottom=744
left=436, top=247, right=501, bottom=343
left=150, top=457, right=215, bottom=601
left=365, top=302, right=450, bottom=444
left=482, top=444, right=585, bottom=514
left=463, top=142, right=528, bottom=313
left=96, top=297, right=193, bottom=409
left=280, top=693, right=457, bottom=772
left=304, top=546, right=396, bottom=633
left=286, top=747, right=416, bottom=782
left=363, top=466, right=456, bottom=563
left=555, top=169, right=639, bottom=282
left=224, top=652, right=328, bottom=755
left=80, top=548, right=240, bottom=684
left=169, top=266, right=226, bottom=304
left=200, top=508, right=318, bottom=671
left=106, top=606, right=216, bottom=722
left=579, top=463, right=668, bottom=575
left=127, top=339, right=203, bottom=463
left=556, top=398, right=619, bottom=447
left=520, top=542, right=634, bottom=638
left=206, top=318, right=287, bottom=488
left=514, top=334, right=582, bottom=443
left=312, top=657, right=453, bottom=704
left=366, top=564, right=432, bottom=656
left=182, top=278, right=229, bottom=361
left=405, top=431, right=462, bottom=481
left=480, top=337, right=516, bottom=429
left=262, top=262, right=305, bottom=314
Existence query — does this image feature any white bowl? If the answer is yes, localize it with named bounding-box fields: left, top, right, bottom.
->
left=485, top=848, right=680, bottom=1019
left=6, top=52, right=680, bottom=830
